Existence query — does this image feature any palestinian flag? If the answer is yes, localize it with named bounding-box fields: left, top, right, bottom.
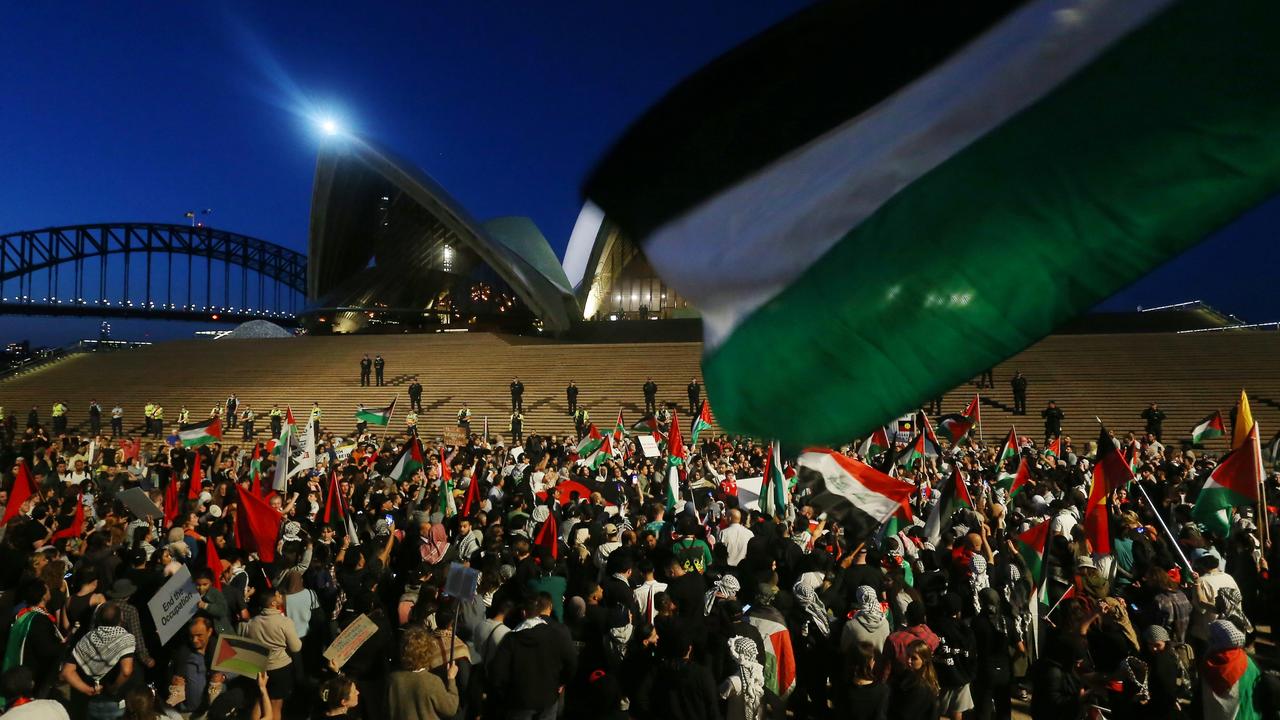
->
left=963, top=394, right=981, bottom=427
left=759, top=440, right=787, bottom=517
left=995, top=427, right=1019, bottom=471
left=937, top=413, right=974, bottom=444
left=574, top=425, right=605, bottom=461
left=690, top=400, right=714, bottom=446
left=1000, top=456, right=1033, bottom=498
left=1044, top=436, right=1061, bottom=459
left=794, top=448, right=914, bottom=542
left=179, top=417, right=221, bottom=448
left=1233, top=390, right=1254, bottom=450
left=897, top=432, right=939, bottom=468
left=1013, top=519, right=1052, bottom=588
left=213, top=634, right=271, bottom=677
left=858, top=426, right=891, bottom=459
left=667, top=412, right=687, bottom=467
left=1084, top=425, right=1134, bottom=556
left=1192, top=423, right=1263, bottom=537
left=439, top=448, right=457, bottom=518
left=355, top=399, right=396, bottom=427
left=611, top=409, right=627, bottom=446
left=461, top=468, right=483, bottom=518
left=631, top=415, right=662, bottom=438
left=275, top=408, right=297, bottom=456
left=390, top=437, right=425, bottom=481
left=322, top=472, right=356, bottom=538
left=584, top=435, right=613, bottom=470
left=917, top=411, right=942, bottom=452
left=1193, top=410, right=1227, bottom=444
left=584, top=0, right=1280, bottom=447
left=663, top=464, right=681, bottom=513
left=924, top=466, right=974, bottom=545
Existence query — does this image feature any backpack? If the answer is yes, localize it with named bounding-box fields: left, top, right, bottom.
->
left=1169, top=641, right=1195, bottom=701
left=674, top=538, right=707, bottom=574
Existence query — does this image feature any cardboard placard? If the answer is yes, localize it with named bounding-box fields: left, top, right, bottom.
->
left=443, top=562, right=479, bottom=601
left=147, top=565, right=200, bottom=645
left=442, top=427, right=468, bottom=447
left=735, top=476, right=763, bottom=511
left=118, top=487, right=165, bottom=519
left=212, top=634, right=270, bottom=677
left=323, top=613, right=377, bottom=669
left=637, top=435, right=661, bottom=458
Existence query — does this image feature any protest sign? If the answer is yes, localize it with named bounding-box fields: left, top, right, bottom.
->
left=442, top=427, right=468, bottom=446
left=444, top=562, right=479, bottom=601
left=147, top=565, right=199, bottom=645
left=118, top=487, right=164, bottom=519
left=213, top=634, right=270, bottom=677
left=323, top=613, right=377, bottom=669
left=638, top=435, right=661, bottom=458
left=736, top=476, right=763, bottom=511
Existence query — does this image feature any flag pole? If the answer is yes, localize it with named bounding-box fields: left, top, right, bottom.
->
left=387, top=395, right=399, bottom=434
left=976, top=392, right=983, bottom=446
left=1045, top=584, right=1075, bottom=617
left=1254, top=422, right=1269, bottom=555
left=848, top=501, right=908, bottom=560
left=1132, top=480, right=1196, bottom=579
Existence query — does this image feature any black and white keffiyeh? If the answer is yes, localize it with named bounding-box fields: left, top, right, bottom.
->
left=72, top=626, right=135, bottom=683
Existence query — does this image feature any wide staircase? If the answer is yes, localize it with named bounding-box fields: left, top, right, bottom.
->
left=1, top=330, right=1278, bottom=451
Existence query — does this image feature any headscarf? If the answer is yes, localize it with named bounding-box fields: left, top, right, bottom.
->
left=792, top=581, right=830, bottom=637
left=704, top=575, right=741, bottom=615
left=851, top=585, right=885, bottom=632
left=1204, top=619, right=1249, bottom=698
left=728, top=636, right=765, bottom=720
left=421, top=523, right=450, bottom=565
left=72, top=626, right=135, bottom=682
left=1215, top=587, right=1254, bottom=635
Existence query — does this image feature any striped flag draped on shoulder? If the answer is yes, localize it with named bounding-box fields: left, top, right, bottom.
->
left=584, top=0, right=1280, bottom=446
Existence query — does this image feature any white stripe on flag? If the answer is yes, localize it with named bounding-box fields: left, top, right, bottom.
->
left=642, top=0, right=1176, bottom=351
left=798, top=451, right=901, bottom=520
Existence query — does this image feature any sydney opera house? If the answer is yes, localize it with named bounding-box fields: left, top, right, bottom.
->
left=303, top=138, right=695, bottom=335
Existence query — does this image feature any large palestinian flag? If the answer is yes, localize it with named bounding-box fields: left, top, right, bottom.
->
left=795, top=448, right=913, bottom=543
left=390, top=438, right=425, bottom=481
left=355, top=399, right=396, bottom=427
left=583, top=0, right=1280, bottom=446
left=1192, top=423, right=1263, bottom=536
left=937, top=413, right=974, bottom=444
left=179, top=418, right=221, bottom=448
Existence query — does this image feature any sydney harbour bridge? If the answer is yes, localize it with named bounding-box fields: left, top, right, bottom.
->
left=0, top=223, right=305, bottom=324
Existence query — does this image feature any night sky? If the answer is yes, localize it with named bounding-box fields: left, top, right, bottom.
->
left=1, top=1, right=1276, bottom=345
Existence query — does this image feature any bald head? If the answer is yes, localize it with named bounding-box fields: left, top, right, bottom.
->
left=728, top=508, right=743, bottom=525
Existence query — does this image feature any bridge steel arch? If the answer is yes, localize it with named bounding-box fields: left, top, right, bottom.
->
left=0, top=223, right=306, bottom=322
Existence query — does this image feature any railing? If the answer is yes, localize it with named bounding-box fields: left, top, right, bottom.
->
left=1176, top=322, right=1280, bottom=334
left=0, top=338, right=151, bottom=381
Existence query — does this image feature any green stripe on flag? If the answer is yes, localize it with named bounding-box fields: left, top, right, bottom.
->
left=701, top=0, right=1280, bottom=444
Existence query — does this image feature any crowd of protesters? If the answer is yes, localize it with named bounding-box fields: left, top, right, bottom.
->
left=0, top=389, right=1278, bottom=720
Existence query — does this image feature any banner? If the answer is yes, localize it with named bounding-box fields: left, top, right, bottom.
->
left=323, top=613, right=377, bottom=669
left=442, top=427, right=468, bottom=446
left=638, top=435, right=661, bottom=458
left=147, top=565, right=199, bottom=645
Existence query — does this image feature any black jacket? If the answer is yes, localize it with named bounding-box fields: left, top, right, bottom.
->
left=489, top=619, right=578, bottom=711
left=634, top=659, right=719, bottom=720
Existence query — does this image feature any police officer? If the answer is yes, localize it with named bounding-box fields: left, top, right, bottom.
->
left=88, top=399, right=102, bottom=436
left=111, top=403, right=124, bottom=437
left=374, top=354, right=386, bottom=386
left=566, top=380, right=579, bottom=416
left=643, top=377, right=658, bottom=416
left=408, top=377, right=424, bottom=412
left=510, top=377, right=524, bottom=412
left=152, top=404, right=164, bottom=439
left=405, top=410, right=418, bottom=437
left=573, top=407, right=590, bottom=438
left=26, top=406, right=38, bottom=430
left=310, top=402, right=322, bottom=437
left=360, top=354, right=372, bottom=386
left=1011, top=371, right=1029, bottom=416
left=686, top=377, right=701, bottom=415
left=143, top=400, right=156, bottom=436
left=270, top=405, right=283, bottom=438
left=51, top=400, right=68, bottom=435
left=226, top=394, right=239, bottom=429
left=457, top=404, right=472, bottom=433
left=177, top=406, right=191, bottom=425
left=1041, top=400, right=1064, bottom=445
left=509, top=410, right=524, bottom=444
left=241, top=406, right=255, bottom=440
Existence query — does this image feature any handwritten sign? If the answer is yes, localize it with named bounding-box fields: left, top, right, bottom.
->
left=637, top=435, right=661, bottom=458
left=323, top=613, right=377, bottom=669
left=442, top=427, right=468, bottom=447
left=147, top=565, right=200, bottom=645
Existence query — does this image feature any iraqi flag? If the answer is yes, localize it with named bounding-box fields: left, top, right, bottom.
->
left=583, top=0, right=1280, bottom=447
left=1192, top=411, right=1227, bottom=445
left=795, top=448, right=913, bottom=542
left=179, top=418, right=221, bottom=448
left=1192, top=423, right=1263, bottom=537
left=924, top=466, right=974, bottom=545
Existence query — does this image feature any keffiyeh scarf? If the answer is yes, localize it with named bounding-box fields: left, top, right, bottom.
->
left=729, top=636, right=765, bottom=720
left=72, top=626, right=135, bottom=683
left=704, top=575, right=741, bottom=615
left=792, top=581, right=830, bottom=637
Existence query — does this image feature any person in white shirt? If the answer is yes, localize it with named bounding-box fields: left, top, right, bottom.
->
left=0, top=666, right=71, bottom=720
left=721, top=508, right=754, bottom=567
left=632, top=559, right=668, bottom=624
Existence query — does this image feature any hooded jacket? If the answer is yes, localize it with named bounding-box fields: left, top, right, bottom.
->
left=488, top=618, right=577, bottom=711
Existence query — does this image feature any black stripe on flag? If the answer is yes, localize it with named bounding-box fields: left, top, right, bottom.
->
left=793, top=465, right=888, bottom=544
left=584, top=0, right=1028, bottom=240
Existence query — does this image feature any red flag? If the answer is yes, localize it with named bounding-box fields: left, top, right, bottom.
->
left=51, top=493, right=86, bottom=541
left=0, top=461, right=36, bottom=526
left=1008, top=457, right=1033, bottom=497
left=164, top=476, right=181, bottom=527
left=206, top=537, right=223, bottom=589
left=668, top=412, right=686, bottom=465
left=440, top=448, right=452, bottom=481
left=187, top=453, right=204, bottom=499
left=235, top=483, right=282, bottom=563
left=963, top=394, right=981, bottom=426
left=1083, top=425, right=1131, bottom=556
left=534, top=509, right=559, bottom=560
left=461, top=464, right=482, bottom=517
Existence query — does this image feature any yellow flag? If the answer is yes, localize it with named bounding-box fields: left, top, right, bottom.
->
left=1233, top=389, right=1254, bottom=449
